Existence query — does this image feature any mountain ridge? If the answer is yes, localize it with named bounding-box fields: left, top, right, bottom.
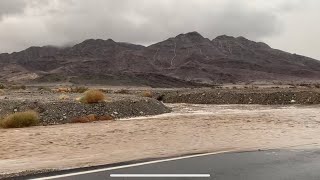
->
left=1, top=31, right=320, bottom=87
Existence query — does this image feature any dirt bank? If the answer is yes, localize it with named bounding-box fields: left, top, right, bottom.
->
left=0, top=104, right=320, bottom=177
left=0, top=92, right=170, bottom=125
left=159, top=89, right=320, bottom=104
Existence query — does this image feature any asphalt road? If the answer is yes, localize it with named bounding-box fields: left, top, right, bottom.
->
left=28, top=149, right=320, bottom=180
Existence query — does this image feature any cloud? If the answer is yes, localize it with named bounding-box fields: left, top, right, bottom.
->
left=0, top=0, right=319, bottom=60
left=0, top=0, right=27, bottom=20
left=41, top=0, right=283, bottom=44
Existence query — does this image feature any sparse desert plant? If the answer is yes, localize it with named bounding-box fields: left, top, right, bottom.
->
left=0, top=89, right=5, bottom=95
left=156, top=94, right=165, bottom=101
left=115, top=89, right=130, bottom=94
left=0, top=84, right=5, bottom=89
left=38, top=86, right=51, bottom=91
left=71, top=86, right=88, bottom=93
left=298, top=83, right=312, bottom=88
left=98, top=115, right=114, bottom=121
left=0, top=111, right=39, bottom=128
left=70, top=116, right=91, bottom=123
left=9, top=85, right=26, bottom=90
left=59, top=94, right=70, bottom=100
left=141, top=90, right=153, bottom=98
left=71, top=114, right=113, bottom=123
left=80, top=90, right=105, bottom=104
left=56, top=87, right=71, bottom=93
left=87, top=114, right=97, bottom=121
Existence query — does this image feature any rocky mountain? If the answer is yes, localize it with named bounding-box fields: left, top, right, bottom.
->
left=1, top=31, right=320, bottom=87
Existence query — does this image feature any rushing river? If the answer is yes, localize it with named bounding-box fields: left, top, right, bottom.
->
left=124, top=103, right=320, bottom=126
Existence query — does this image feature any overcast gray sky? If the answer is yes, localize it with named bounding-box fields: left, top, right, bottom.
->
left=0, top=0, right=319, bottom=59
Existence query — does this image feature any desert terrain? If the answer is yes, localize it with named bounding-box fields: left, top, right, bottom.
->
left=1, top=32, right=320, bottom=177
left=0, top=86, right=320, bottom=178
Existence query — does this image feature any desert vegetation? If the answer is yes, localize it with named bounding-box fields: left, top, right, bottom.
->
left=71, top=86, right=88, bottom=93
left=115, top=89, right=130, bottom=94
left=0, top=111, right=39, bottom=128
left=37, top=86, right=52, bottom=91
left=141, top=90, right=153, bottom=98
left=80, top=89, right=105, bottom=104
left=9, top=85, right=26, bottom=90
left=53, top=86, right=89, bottom=93
left=59, top=94, right=70, bottom=100
left=71, top=114, right=113, bottom=123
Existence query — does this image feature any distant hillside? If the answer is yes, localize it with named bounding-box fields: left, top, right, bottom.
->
left=1, top=32, right=320, bottom=87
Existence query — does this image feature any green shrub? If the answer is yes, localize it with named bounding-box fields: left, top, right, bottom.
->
left=80, top=90, right=105, bottom=104
left=0, top=111, right=39, bottom=128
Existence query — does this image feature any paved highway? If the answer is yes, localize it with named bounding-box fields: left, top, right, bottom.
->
left=27, top=149, right=320, bottom=180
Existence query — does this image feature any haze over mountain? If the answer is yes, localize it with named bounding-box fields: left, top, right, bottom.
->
left=0, top=32, right=320, bottom=87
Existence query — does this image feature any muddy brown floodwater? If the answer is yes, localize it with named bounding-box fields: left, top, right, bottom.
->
left=1, top=104, right=320, bottom=175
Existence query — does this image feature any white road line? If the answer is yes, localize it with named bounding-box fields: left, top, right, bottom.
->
left=110, top=174, right=210, bottom=178
left=31, top=150, right=232, bottom=180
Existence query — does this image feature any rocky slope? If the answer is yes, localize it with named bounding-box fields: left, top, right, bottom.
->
left=1, top=32, right=320, bottom=86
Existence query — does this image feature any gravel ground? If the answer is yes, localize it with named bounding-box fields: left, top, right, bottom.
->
left=158, top=88, right=320, bottom=105
left=0, top=91, right=171, bottom=125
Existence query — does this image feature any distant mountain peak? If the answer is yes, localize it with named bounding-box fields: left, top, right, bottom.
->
left=214, top=35, right=236, bottom=41
left=213, top=35, right=271, bottom=49
left=174, top=31, right=207, bottom=43
left=236, top=36, right=271, bottom=49
left=77, top=38, right=115, bottom=46
left=185, top=31, right=203, bottom=37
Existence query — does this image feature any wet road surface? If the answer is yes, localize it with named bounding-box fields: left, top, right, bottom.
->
left=30, top=149, right=320, bottom=180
